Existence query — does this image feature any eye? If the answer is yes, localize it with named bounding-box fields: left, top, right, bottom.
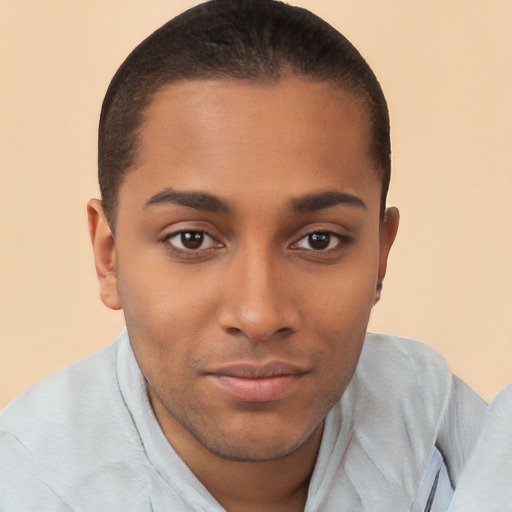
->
left=165, top=230, right=218, bottom=251
left=294, top=231, right=344, bottom=251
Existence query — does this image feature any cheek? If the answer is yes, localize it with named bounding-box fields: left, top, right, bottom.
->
left=300, top=255, right=378, bottom=334
left=298, top=254, right=378, bottom=380
left=118, top=247, right=217, bottom=318
left=115, top=256, right=222, bottom=372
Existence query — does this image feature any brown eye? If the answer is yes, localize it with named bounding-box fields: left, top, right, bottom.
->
left=294, top=231, right=343, bottom=251
left=180, top=231, right=204, bottom=249
left=308, top=233, right=330, bottom=250
left=166, top=231, right=217, bottom=251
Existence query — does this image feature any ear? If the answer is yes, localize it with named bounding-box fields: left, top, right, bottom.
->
left=375, top=206, right=399, bottom=305
left=87, top=199, right=122, bottom=310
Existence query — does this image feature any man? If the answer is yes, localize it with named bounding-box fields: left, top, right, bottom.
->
left=0, top=1, right=493, bottom=510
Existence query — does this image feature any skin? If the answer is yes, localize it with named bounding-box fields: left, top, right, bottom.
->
left=88, top=77, right=399, bottom=511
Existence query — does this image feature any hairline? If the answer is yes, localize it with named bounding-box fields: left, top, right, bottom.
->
left=104, top=73, right=387, bottom=230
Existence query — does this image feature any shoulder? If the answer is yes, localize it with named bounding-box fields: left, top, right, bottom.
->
left=0, top=330, right=155, bottom=509
left=361, top=332, right=450, bottom=373
left=358, top=332, right=486, bottom=433
left=346, top=333, right=486, bottom=488
left=0, top=330, right=142, bottom=467
left=359, top=333, right=485, bottom=414
left=1, top=335, right=119, bottom=438
left=342, top=334, right=455, bottom=473
left=447, top=384, right=512, bottom=511
left=357, top=332, right=453, bottom=402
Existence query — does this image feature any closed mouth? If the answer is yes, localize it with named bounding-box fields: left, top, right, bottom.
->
left=206, top=361, right=306, bottom=402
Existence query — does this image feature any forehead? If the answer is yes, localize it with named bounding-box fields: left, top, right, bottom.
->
left=122, top=77, right=379, bottom=213
left=139, top=78, right=371, bottom=159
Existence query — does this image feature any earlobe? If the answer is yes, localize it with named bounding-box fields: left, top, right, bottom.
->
left=87, top=199, right=122, bottom=310
left=375, top=206, right=400, bottom=305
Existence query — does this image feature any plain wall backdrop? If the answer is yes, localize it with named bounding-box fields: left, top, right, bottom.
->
left=1, top=0, right=511, bottom=409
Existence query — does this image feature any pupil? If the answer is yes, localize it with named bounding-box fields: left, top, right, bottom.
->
left=181, top=231, right=203, bottom=249
left=309, top=233, right=330, bottom=250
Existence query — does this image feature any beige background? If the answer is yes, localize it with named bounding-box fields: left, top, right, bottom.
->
left=1, top=0, right=511, bottom=409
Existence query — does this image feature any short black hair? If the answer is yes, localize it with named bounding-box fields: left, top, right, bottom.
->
left=98, top=0, right=390, bottom=226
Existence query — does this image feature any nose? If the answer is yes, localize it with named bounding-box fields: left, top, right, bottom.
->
left=218, top=248, right=300, bottom=343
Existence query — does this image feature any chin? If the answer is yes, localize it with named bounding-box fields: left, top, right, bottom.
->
left=188, top=417, right=320, bottom=462
left=199, top=436, right=306, bottom=462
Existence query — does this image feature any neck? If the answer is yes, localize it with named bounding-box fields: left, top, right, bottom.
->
left=188, top=426, right=323, bottom=512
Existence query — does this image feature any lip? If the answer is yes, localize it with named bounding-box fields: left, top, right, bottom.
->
left=206, top=362, right=306, bottom=402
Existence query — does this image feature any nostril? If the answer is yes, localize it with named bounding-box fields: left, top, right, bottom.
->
left=225, top=327, right=242, bottom=336
left=224, top=325, right=295, bottom=342
left=275, top=327, right=294, bottom=336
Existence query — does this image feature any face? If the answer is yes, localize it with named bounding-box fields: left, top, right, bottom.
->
left=89, top=77, right=398, bottom=462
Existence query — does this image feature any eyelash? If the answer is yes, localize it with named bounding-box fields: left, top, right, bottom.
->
left=161, top=230, right=223, bottom=258
left=160, top=229, right=352, bottom=259
left=290, top=231, right=351, bottom=253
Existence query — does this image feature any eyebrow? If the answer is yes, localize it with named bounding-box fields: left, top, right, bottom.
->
left=144, top=187, right=365, bottom=214
left=144, top=188, right=230, bottom=212
left=291, top=190, right=367, bottom=213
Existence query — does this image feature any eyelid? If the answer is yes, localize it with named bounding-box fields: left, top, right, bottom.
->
left=159, top=220, right=223, bottom=242
left=293, top=231, right=345, bottom=247
left=164, top=230, right=218, bottom=251
left=288, top=225, right=354, bottom=256
left=290, top=222, right=352, bottom=241
left=294, top=232, right=343, bottom=250
left=159, top=222, right=226, bottom=260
